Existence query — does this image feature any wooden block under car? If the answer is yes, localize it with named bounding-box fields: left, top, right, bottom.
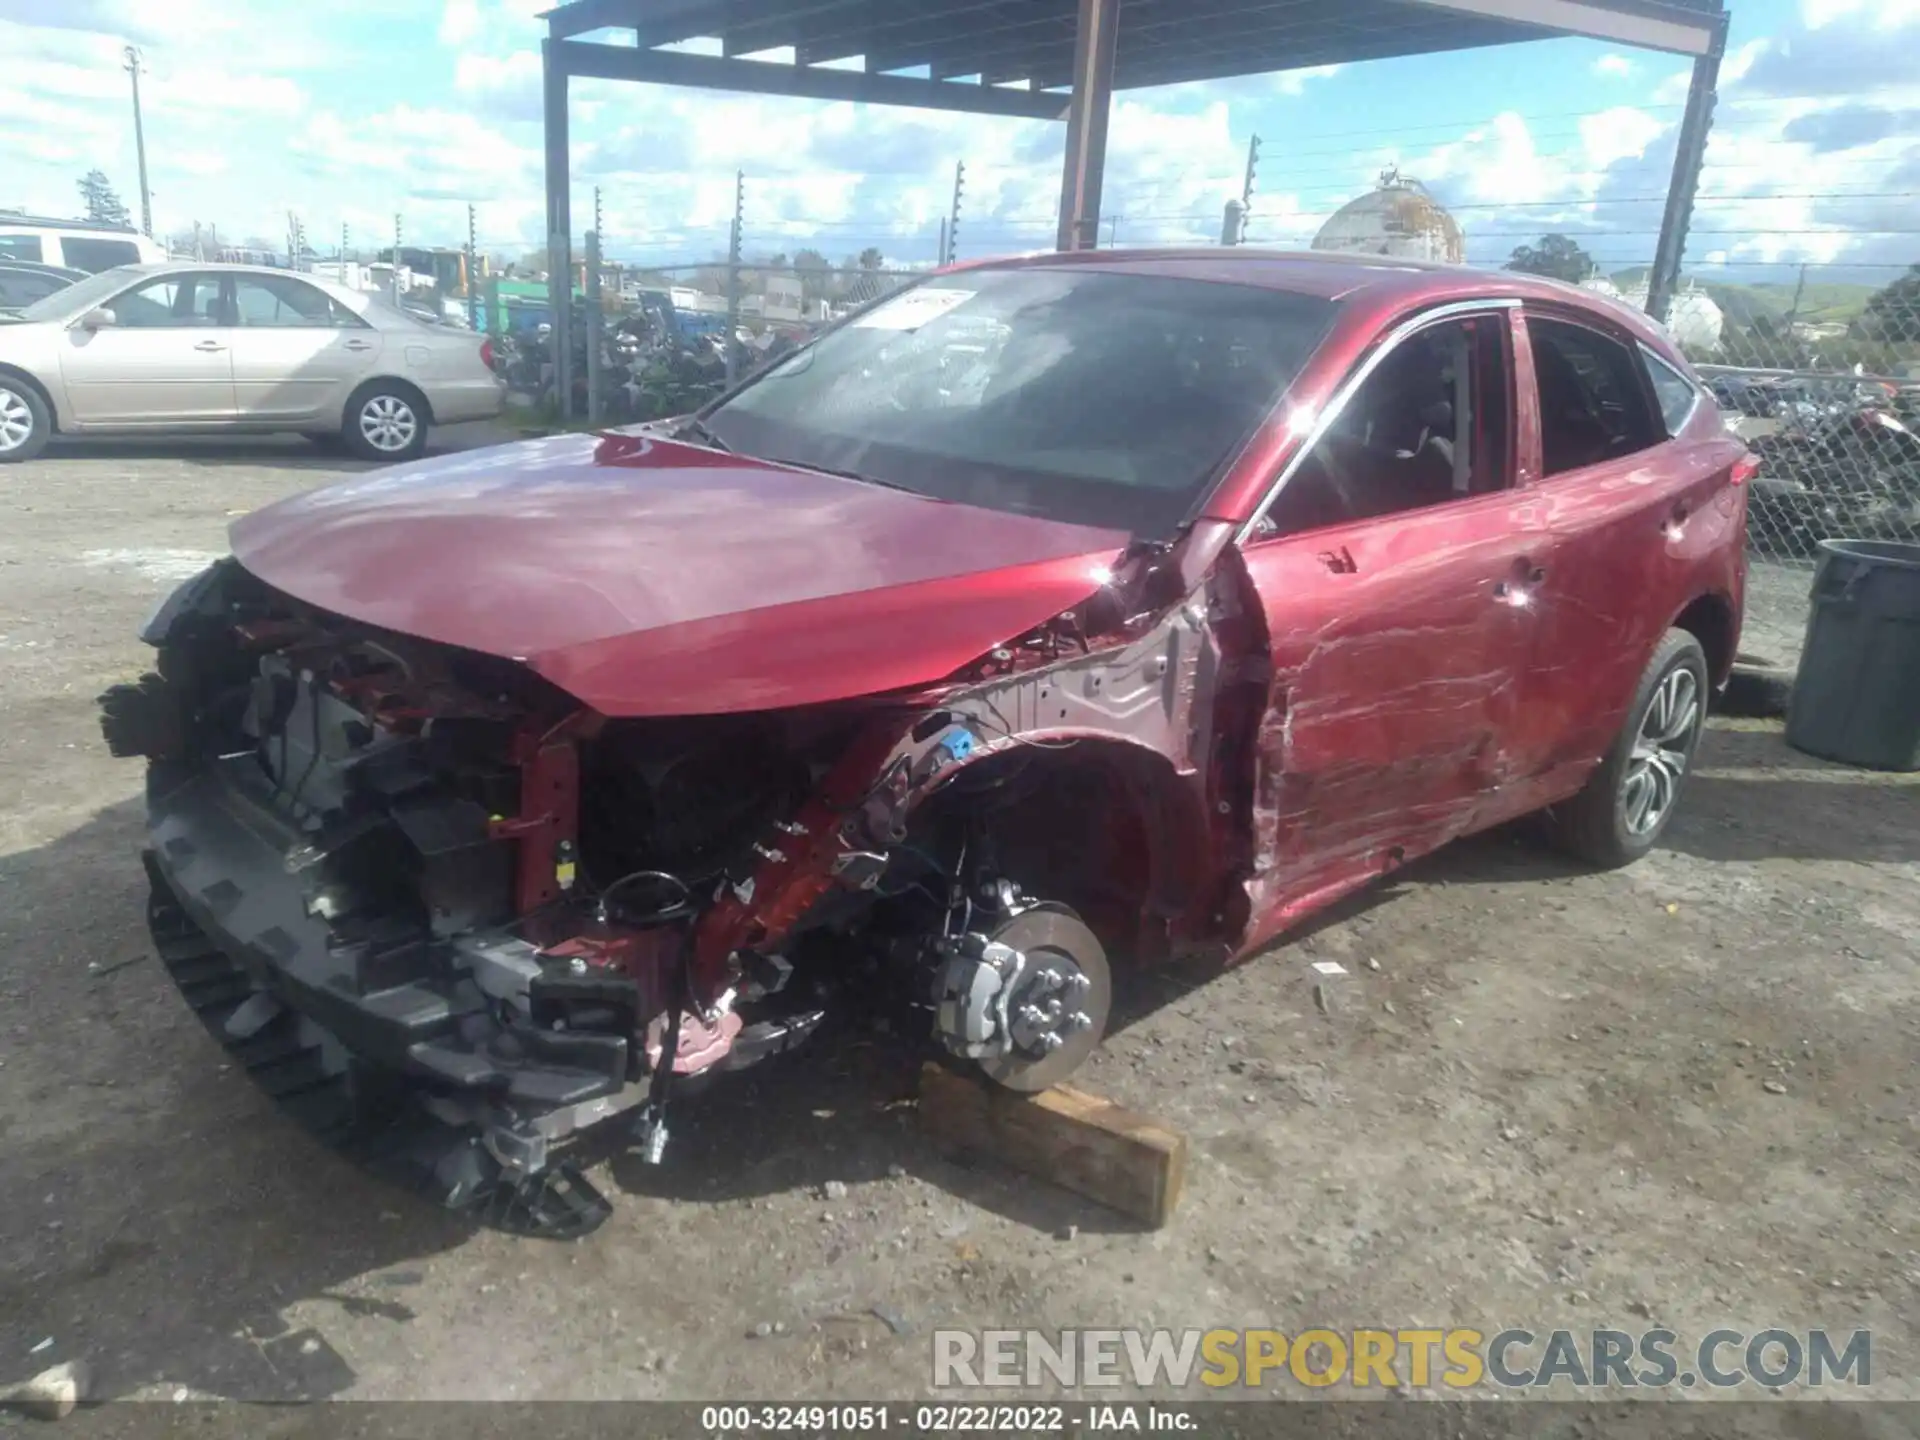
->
left=917, top=1061, right=1189, bottom=1228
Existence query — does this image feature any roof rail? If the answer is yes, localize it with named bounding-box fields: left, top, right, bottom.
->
left=0, top=210, right=141, bottom=235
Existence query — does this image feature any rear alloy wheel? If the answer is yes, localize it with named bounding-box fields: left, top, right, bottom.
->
left=0, top=381, right=51, bottom=463
left=344, top=386, right=427, bottom=463
left=1542, top=628, right=1709, bottom=868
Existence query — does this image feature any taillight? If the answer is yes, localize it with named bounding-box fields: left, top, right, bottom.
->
left=1730, top=453, right=1759, bottom=485
left=480, top=338, right=495, bottom=370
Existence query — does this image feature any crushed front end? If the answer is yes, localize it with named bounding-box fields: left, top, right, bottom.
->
left=99, top=557, right=1198, bottom=1236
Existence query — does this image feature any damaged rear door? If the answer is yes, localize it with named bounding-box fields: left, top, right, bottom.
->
left=1230, top=300, right=1546, bottom=941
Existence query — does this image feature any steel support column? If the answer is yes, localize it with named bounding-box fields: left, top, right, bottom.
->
left=1055, top=0, right=1120, bottom=252
left=1645, top=14, right=1727, bottom=327
left=542, top=38, right=575, bottom=417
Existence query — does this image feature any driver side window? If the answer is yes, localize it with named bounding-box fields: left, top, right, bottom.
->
left=1259, top=312, right=1514, bottom=539
left=111, top=274, right=227, bottom=328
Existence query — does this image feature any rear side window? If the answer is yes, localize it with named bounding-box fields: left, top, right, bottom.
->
left=1641, top=346, right=1700, bottom=435
left=60, top=237, right=144, bottom=273
left=232, top=274, right=367, bottom=328
left=1528, top=315, right=1661, bottom=475
left=0, top=235, right=45, bottom=262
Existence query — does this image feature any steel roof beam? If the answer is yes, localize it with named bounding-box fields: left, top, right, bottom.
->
left=862, top=0, right=1380, bottom=89
left=545, top=0, right=721, bottom=43
left=1099, top=24, right=1526, bottom=91
left=551, top=37, right=1070, bottom=118
left=1392, top=0, right=1720, bottom=54
left=760, top=0, right=1071, bottom=69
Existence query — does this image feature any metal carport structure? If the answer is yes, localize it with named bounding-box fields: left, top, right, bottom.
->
left=538, top=0, right=1729, bottom=406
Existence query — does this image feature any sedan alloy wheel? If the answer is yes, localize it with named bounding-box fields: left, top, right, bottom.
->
left=0, top=386, right=34, bottom=453
left=0, top=382, right=50, bottom=462
left=358, top=394, right=419, bottom=455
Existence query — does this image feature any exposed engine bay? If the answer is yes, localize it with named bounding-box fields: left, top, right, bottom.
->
left=101, top=557, right=1223, bottom=1236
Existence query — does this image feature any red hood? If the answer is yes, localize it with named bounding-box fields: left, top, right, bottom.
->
left=229, top=432, right=1127, bottom=716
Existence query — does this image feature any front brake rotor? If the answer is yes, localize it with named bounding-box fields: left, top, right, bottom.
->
left=976, top=906, right=1112, bottom=1093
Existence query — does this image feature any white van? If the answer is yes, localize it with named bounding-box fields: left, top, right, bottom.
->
left=0, top=216, right=168, bottom=274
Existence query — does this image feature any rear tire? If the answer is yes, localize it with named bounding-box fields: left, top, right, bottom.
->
left=343, top=382, right=428, bottom=463
left=0, top=378, right=51, bottom=463
left=1541, top=628, right=1708, bottom=868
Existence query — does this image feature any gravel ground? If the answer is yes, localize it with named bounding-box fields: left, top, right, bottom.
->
left=1742, top=560, right=1815, bottom=673
left=0, top=435, right=1915, bottom=1409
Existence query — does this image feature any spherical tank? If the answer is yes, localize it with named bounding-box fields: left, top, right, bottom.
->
left=1311, top=169, right=1465, bottom=264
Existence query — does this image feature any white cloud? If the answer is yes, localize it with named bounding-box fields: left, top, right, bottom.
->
left=455, top=49, right=542, bottom=119
left=1577, top=105, right=1665, bottom=170
left=439, top=0, right=483, bottom=47
left=1592, top=54, right=1634, bottom=78
left=1275, top=64, right=1341, bottom=96
left=1800, top=0, right=1920, bottom=29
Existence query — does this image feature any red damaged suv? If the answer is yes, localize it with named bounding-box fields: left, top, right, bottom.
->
left=101, top=250, right=1749, bottom=1233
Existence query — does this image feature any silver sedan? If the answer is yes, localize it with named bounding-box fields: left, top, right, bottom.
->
left=0, top=262, right=504, bottom=463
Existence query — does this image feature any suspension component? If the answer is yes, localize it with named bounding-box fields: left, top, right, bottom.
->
left=928, top=903, right=1112, bottom=1093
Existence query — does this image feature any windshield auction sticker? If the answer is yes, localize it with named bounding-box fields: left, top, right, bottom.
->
left=850, top=286, right=976, bottom=330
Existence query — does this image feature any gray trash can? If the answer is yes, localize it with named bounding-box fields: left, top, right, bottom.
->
left=1784, top=539, right=1920, bottom=772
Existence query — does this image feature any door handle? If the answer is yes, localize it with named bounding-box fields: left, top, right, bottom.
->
left=344, top=341, right=374, bottom=352
left=193, top=340, right=226, bottom=352
left=1318, top=545, right=1357, bottom=575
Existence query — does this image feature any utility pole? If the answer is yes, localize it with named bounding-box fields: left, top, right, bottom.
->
left=191, top=219, right=202, bottom=261
left=946, top=160, right=966, bottom=264
left=391, top=214, right=402, bottom=306
left=123, top=46, right=153, bottom=237
left=1221, top=200, right=1245, bottom=246
left=937, top=217, right=948, bottom=269
left=341, top=222, right=349, bottom=268
left=1239, top=133, right=1262, bottom=245
left=466, top=202, right=480, bottom=330
left=585, top=187, right=604, bottom=424
left=1105, top=214, right=1122, bottom=247
left=725, top=169, right=745, bottom=385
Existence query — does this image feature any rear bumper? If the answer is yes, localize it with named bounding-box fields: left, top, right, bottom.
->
left=426, top=376, right=506, bottom=425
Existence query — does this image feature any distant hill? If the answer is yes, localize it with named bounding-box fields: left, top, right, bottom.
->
left=1604, top=267, right=1878, bottom=331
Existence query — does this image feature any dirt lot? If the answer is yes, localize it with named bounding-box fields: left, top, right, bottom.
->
left=0, top=435, right=1915, bottom=1408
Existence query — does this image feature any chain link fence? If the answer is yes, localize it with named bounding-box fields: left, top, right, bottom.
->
left=490, top=256, right=921, bottom=426
left=1661, top=264, right=1920, bottom=663
left=1681, top=279, right=1920, bottom=568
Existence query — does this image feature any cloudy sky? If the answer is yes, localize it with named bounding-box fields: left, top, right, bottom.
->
left=0, top=0, right=1915, bottom=283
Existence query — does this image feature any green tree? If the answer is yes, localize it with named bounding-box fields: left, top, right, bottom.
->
left=1857, top=264, right=1920, bottom=346
left=77, top=169, right=131, bottom=227
left=1506, top=233, right=1596, bottom=284
left=792, top=247, right=832, bottom=302
left=857, top=246, right=885, bottom=271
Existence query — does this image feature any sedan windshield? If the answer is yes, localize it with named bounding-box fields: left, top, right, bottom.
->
left=703, top=267, right=1336, bottom=538
left=17, top=265, right=142, bottom=323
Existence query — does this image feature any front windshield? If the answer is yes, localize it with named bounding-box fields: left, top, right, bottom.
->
left=18, top=266, right=142, bottom=323
left=703, top=266, right=1336, bottom=538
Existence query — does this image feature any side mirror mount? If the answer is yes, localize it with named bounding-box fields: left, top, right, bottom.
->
left=80, top=308, right=116, bottom=330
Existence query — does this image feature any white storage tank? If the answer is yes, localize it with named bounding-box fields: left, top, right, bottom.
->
left=1312, top=169, right=1465, bottom=264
